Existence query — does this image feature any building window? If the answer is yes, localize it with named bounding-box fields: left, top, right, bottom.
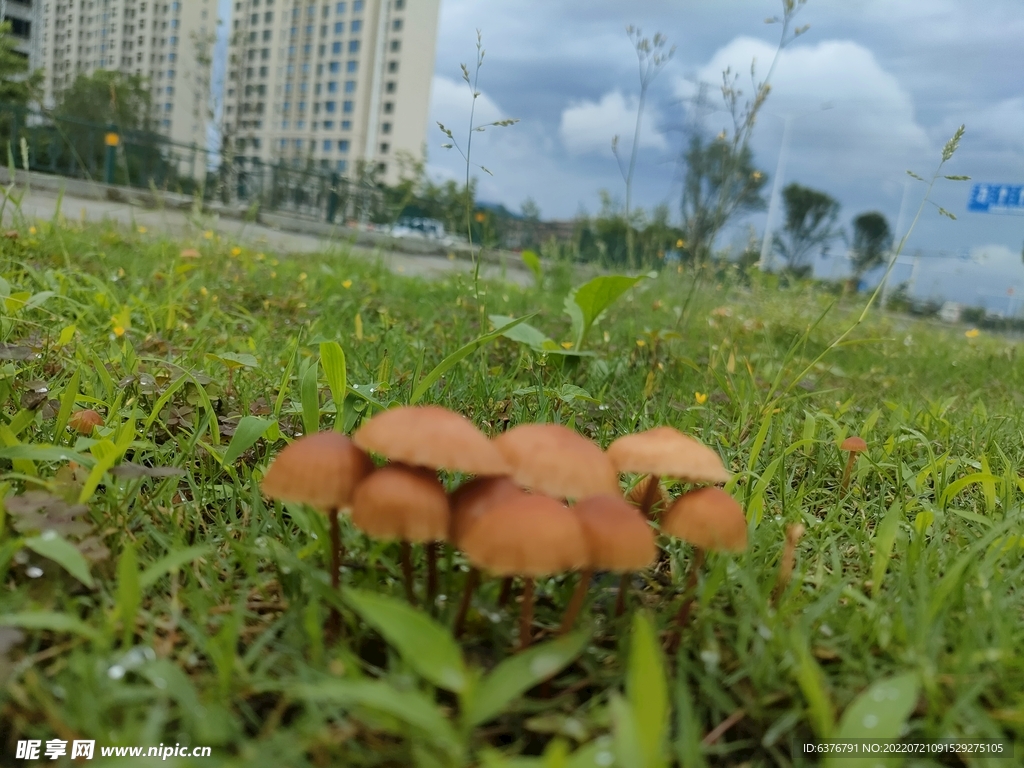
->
left=337, top=160, right=347, bottom=172
left=395, top=0, right=405, bottom=8
left=323, top=120, right=334, bottom=129
left=381, top=122, right=391, bottom=134
left=336, top=2, right=346, bottom=12
left=331, top=41, right=341, bottom=53
left=295, top=139, right=304, bottom=149
left=389, top=39, right=400, bottom=52
left=339, top=140, right=350, bottom=152
left=342, top=100, right=353, bottom=113
left=385, top=80, right=396, bottom=93
left=387, top=60, right=398, bottom=73
left=329, top=61, right=340, bottom=72
left=380, top=143, right=389, bottom=154
left=392, top=19, right=402, bottom=31
left=341, top=120, right=352, bottom=130
left=353, top=1, right=364, bottom=11
left=376, top=162, right=386, bottom=174
left=334, top=22, right=343, bottom=33
left=323, top=140, right=332, bottom=151
left=348, top=39, right=360, bottom=53
left=344, top=80, right=355, bottom=93
left=325, top=101, right=336, bottom=113
left=328, top=81, right=338, bottom=93
left=346, top=60, right=358, bottom=72
left=383, top=101, right=393, bottom=114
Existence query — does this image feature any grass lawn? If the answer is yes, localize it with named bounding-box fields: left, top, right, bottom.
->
left=0, top=216, right=1022, bottom=767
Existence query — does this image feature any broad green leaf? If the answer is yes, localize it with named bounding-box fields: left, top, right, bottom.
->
left=206, top=352, right=258, bottom=369
left=489, top=314, right=552, bottom=349
left=748, top=408, right=774, bottom=473
left=319, top=341, right=347, bottom=431
left=115, top=542, right=140, bottom=646
left=139, top=545, right=212, bottom=589
left=823, top=673, right=920, bottom=768
left=79, top=417, right=136, bottom=503
left=467, top=629, right=590, bottom=728
left=0, top=444, right=93, bottom=466
left=344, top=589, right=467, bottom=693
left=291, top=679, right=461, bottom=757
left=222, top=416, right=273, bottom=464
left=938, top=473, right=1000, bottom=509
left=300, top=359, right=320, bottom=436
left=0, top=611, right=100, bottom=641
left=410, top=314, right=536, bottom=404
left=53, top=368, right=81, bottom=441
left=626, top=612, right=668, bottom=768
left=565, top=274, right=644, bottom=349
left=871, top=500, right=902, bottom=597
left=24, top=531, right=94, bottom=588
left=610, top=693, right=644, bottom=768
left=790, top=626, right=835, bottom=737
left=521, top=250, right=542, bottom=283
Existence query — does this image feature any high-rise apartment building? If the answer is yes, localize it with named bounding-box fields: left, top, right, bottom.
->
left=40, top=0, right=215, bottom=150
left=1, top=0, right=43, bottom=72
left=222, top=0, right=440, bottom=184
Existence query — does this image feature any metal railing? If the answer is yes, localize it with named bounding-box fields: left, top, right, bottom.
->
left=0, top=103, right=384, bottom=224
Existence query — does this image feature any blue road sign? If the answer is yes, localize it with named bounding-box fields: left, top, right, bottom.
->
left=968, top=183, right=1024, bottom=214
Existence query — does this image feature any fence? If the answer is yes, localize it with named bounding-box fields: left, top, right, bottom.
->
left=0, top=103, right=384, bottom=224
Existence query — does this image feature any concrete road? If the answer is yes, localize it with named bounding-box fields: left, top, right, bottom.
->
left=4, top=186, right=532, bottom=286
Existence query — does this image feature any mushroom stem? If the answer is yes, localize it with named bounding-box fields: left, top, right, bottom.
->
left=518, top=577, right=535, bottom=651
left=638, top=474, right=663, bottom=519
left=558, top=568, right=593, bottom=635
left=771, top=524, right=806, bottom=606
left=326, top=507, right=343, bottom=639
left=496, top=576, right=514, bottom=608
left=400, top=541, right=416, bottom=605
left=453, top=567, right=480, bottom=638
left=840, top=452, right=856, bottom=491
left=667, top=548, right=705, bottom=654
left=614, top=572, right=630, bottom=617
left=425, top=542, right=439, bottom=611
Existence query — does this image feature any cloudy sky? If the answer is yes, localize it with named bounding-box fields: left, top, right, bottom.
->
left=425, top=0, right=1024, bottom=308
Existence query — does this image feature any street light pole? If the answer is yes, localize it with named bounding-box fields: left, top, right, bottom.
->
left=757, top=114, right=794, bottom=271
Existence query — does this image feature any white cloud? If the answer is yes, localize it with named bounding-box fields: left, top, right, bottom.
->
left=559, top=90, right=667, bottom=156
left=673, top=37, right=931, bottom=178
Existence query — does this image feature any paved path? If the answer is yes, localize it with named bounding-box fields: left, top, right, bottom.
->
left=5, top=187, right=532, bottom=286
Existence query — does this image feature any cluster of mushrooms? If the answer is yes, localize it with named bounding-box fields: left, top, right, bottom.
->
left=260, top=406, right=747, bottom=651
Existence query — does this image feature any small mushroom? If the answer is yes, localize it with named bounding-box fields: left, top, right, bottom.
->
left=607, top=426, right=730, bottom=519
left=493, top=423, right=619, bottom=500
left=772, top=523, right=806, bottom=605
left=660, top=487, right=747, bottom=651
left=559, top=494, right=656, bottom=634
left=839, top=435, right=867, bottom=491
left=461, top=493, right=587, bottom=650
left=351, top=464, right=450, bottom=605
left=69, top=409, right=104, bottom=435
left=262, top=431, right=373, bottom=636
left=448, top=477, right=525, bottom=636
left=354, top=405, right=511, bottom=605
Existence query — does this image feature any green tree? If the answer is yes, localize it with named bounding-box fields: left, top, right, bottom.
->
left=0, top=22, right=42, bottom=105
left=850, top=211, right=893, bottom=280
left=679, top=133, right=768, bottom=263
left=54, top=70, right=153, bottom=129
left=677, top=0, right=810, bottom=264
left=775, top=182, right=843, bottom=276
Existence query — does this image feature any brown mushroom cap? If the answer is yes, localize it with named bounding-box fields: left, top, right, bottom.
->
left=606, top=426, right=730, bottom=484
left=492, top=423, right=619, bottom=499
left=840, top=436, right=867, bottom=452
left=353, top=405, right=511, bottom=476
left=69, top=409, right=104, bottom=435
left=660, top=487, right=747, bottom=553
left=573, top=495, right=657, bottom=572
left=460, top=493, right=588, bottom=577
left=262, top=431, right=374, bottom=510
left=351, top=464, right=450, bottom=542
left=449, top=476, right=525, bottom=547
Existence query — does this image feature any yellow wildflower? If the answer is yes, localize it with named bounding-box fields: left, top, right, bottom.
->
left=199, top=286, right=208, bottom=297
left=636, top=339, right=646, bottom=348
left=965, top=328, right=980, bottom=338
left=561, top=341, right=573, bottom=349
left=203, top=230, right=214, bottom=240
left=342, top=279, right=353, bottom=289
left=694, top=391, right=708, bottom=405
left=28, top=226, right=36, bottom=235
left=298, top=272, right=307, bottom=281
left=113, top=326, right=125, bottom=337
left=230, top=246, right=242, bottom=257
left=137, top=226, right=147, bottom=234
